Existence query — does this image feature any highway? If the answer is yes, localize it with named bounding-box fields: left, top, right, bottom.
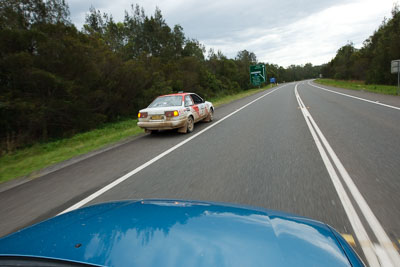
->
left=1, top=81, right=400, bottom=266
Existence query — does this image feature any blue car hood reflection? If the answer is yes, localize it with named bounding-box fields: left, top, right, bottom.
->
left=0, top=199, right=358, bottom=267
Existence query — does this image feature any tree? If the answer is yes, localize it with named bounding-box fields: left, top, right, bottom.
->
left=235, top=50, right=257, bottom=64
left=322, top=5, right=400, bottom=85
left=182, top=39, right=205, bottom=60
left=0, top=0, right=70, bottom=30
left=83, top=6, right=105, bottom=35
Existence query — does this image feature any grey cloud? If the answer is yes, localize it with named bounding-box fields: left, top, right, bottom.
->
left=65, top=0, right=393, bottom=66
left=66, top=0, right=349, bottom=37
left=164, top=0, right=350, bottom=40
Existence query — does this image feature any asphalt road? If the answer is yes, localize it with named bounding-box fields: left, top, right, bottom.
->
left=1, top=81, right=399, bottom=266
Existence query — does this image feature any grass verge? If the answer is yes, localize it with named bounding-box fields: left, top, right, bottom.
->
left=0, top=84, right=275, bottom=184
left=314, top=79, right=398, bottom=95
left=210, top=84, right=275, bottom=107
left=0, top=120, right=143, bottom=184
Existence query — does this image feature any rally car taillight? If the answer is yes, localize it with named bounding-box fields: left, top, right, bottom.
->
left=165, top=111, right=179, bottom=117
left=138, top=112, right=148, bottom=118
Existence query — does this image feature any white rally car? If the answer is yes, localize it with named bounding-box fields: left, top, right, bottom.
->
left=137, top=92, right=214, bottom=134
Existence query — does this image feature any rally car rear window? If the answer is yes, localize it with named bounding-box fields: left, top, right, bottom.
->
left=148, top=96, right=182, bottom=108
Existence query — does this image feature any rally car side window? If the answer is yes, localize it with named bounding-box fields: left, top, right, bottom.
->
left=185, top=95, right=194, bottom=107
left=191, top=94, right=203, bottom=104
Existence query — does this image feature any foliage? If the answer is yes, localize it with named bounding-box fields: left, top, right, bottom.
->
left=321, top=5, right=400, bottom=85
left=0, top=1, right=321, bottom=153
left=315, top=79, right=398, bottom=95
left=0, top=118, right=142, bottom=183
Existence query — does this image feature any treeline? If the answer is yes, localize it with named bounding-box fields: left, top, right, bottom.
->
left=265, top=63, right=321, bottom=83
left=322, top=5, right=400, bottom=84
left=0, top=0, right=319, bottom=153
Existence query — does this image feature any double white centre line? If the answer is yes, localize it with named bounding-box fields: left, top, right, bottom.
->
left=295, top=83, right=400, bottom=267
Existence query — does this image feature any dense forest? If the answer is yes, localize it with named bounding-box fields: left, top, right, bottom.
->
left=0, top=0, right=320, bottom=153
left=321, top=5, right=400, bottom=84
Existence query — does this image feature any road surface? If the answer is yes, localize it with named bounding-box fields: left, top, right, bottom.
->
left=1, top=81, right=399, bottom=266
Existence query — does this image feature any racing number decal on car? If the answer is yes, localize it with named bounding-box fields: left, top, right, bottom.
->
left=199, top=103, right=206, bottom=116
left=190, top=94, right=206, bottom=118
left=192, top=105, right=200, bottom=117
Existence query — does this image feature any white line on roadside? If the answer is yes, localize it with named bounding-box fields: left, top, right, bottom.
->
left=295, top=83, right=400, bottom=267
left=306, top=83, right=400, bottom=266
left=308, top=81, right=400, bottom=111
left=58, top=84, right=289, bottom=215
left=295, top=84, right=380, bottom=266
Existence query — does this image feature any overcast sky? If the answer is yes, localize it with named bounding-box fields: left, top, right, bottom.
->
left=66, top=0, right=396, bottom=67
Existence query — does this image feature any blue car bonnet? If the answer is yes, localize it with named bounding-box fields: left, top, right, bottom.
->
left=0, top=199, right=362, bottom=267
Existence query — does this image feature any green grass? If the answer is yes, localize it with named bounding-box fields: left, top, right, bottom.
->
left=210, top=84, right=275, bottom=107
left=0, top=120, right=143, bottom=184
left=315, top=79, right=399, bottom=95
left=0, top=85, right=274, bottom=184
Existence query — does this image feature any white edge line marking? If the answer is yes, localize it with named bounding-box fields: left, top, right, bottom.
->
left=308, top=81, right=400, bottom=111
left=294, top=84, right=380, bottom=267
left=301, top=83, right=400, bottom=265
left=297, top=83, right=400, bottom=266
left=58, top=84, right=289, bottom=215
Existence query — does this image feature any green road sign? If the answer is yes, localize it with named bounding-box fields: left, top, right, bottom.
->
left=250, top=64, right=266, bottom=86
